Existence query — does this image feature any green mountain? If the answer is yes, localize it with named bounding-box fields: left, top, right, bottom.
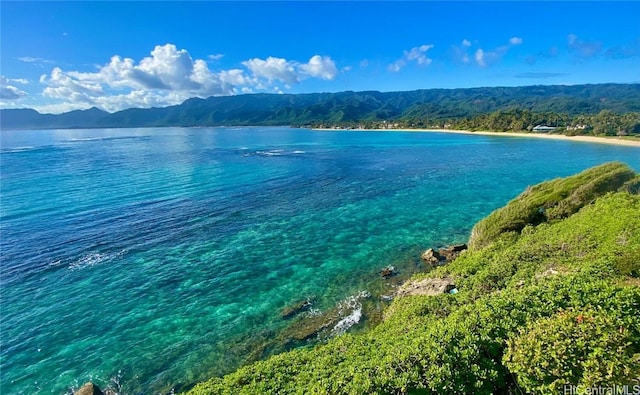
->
left=185, top=162, right=640, bottom=395
left=2, top=83, right=640, bottom=130
left=0, top=107, right=110, bottom=130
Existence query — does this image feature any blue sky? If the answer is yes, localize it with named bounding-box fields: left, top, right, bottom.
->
left=1, top=1, right=639, bottom=113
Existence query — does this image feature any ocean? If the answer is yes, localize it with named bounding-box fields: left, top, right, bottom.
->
left=1, top=127, right=639, bottom=394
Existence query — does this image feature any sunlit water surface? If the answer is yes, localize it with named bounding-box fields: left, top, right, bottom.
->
left=1, top=127, right=638, bottom=394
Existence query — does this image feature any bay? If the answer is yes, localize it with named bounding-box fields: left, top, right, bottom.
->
left=1, top=127, right=639, bottom=394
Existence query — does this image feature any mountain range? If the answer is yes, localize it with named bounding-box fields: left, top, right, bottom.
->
left=2, top=83, right=639, bottom=130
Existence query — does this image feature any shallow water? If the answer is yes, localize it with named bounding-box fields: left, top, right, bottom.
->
left=1, top=127, right=638, bottom=394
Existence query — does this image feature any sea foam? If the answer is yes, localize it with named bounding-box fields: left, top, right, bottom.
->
left=332, top=290, right=370, bottom=335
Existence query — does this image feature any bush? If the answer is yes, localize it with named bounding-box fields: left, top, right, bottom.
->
left=504, top=308, right=640, bottom=395
left=468, top=162, right=636, bottom=249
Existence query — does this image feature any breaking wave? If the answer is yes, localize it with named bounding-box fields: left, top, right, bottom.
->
left=69, top=250, right=126, bottom=271
left=332, top=290, right=370, bottom=335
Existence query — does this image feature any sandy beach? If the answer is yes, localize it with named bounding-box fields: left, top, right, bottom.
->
left=314, top=128, right=640, bottom=148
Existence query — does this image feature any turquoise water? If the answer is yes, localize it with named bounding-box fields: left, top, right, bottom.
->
left=1, top=127, right=639, bottom=394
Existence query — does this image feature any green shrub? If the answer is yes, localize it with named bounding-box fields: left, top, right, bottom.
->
left=503, top=308, right=640, bottom=395
left=469, top=162, right=636, bottom=249
left=619, top=175, right=640, bottom=194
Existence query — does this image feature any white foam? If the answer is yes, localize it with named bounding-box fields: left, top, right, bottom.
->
left=332, top=306, right=362, bottom=335
left=69, top=250, right=125, bottom=270
left=331, top=290, right=370, bottom=335
left=1, top=146, right=37, bottom=153
left=67, top=137, right=104, bottom=142
left=256, top=150, right=282, bottom=156
left=292, top=150, right=306, bottom=154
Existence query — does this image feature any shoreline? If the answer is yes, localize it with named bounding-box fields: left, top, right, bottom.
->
left=312, top=128, right=640, bottom=147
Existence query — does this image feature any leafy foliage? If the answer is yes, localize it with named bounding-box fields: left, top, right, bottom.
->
left=184, top=165, right=640, bottom=395
left=504, top=307, right=640, bottom=395
left=468, top=162, right=636, bottom=250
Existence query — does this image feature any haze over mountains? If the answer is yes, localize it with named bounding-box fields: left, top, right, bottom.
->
left=2, top=83, right=639, bottom=130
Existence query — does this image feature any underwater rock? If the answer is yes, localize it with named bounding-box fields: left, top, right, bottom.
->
left=282, top=291, right=370, bottom=342
left=380, top=266, right=397, bottom=278
left=75, top=383, right=104, bottom=395
left=282, top=308, right=342, bottom=341
left=280, top=297, right=315, bottom=319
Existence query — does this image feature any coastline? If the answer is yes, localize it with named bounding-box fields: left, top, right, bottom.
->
left=312, top=128, right=640, bottom=147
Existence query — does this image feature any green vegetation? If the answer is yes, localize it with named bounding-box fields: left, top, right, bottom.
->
left=504, top=308, right=639, bottom=394
left=2, top=83, right=640, bottom=131
left=468, top=162, right=637, bottom=250
left=316, top=109, right=640, bottom=138
left=185, top=162, right=640, bottom=395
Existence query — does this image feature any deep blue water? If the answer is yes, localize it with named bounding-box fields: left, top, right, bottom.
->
left=1, top=127, right=638, bottom=394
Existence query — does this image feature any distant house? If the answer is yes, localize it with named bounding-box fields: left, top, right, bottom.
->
left=533, top=125, right=557, bottom=132
left=566, top=124, right=589, bottom=131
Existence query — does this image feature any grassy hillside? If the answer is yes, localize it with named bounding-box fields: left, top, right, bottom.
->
left=468, top=162, right=637, bottom=250
left=186, top=162, right=640, bottom=395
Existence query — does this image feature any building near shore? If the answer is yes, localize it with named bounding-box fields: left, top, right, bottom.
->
left=533, top=125, right=557, bottom=132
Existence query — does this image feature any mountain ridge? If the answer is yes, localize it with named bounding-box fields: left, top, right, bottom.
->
left=2, top=83, right=640, bottom=130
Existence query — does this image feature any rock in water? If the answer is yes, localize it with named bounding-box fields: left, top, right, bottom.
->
left=380, top=266, right=396, bottom=278
left=75, top=383, right=104, bottom=395
left=280, top=298, right=314, bottom=319
left=438, top=243, right=468, bottom=261
left=421, top=248, right=442, bottom=265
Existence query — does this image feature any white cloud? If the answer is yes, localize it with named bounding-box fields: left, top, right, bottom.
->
left=510, top=37, right=523, bottom=45
left=219, top=69, right=248, bottom=86
left=475, top=49, right=486, bottom=67
left=31, top=102, right=92, bottom=114
left=18, top=56, right=53, bottom=64
left=242, top=54, right=339, bottom=84
left=567, top=34, right=602, bottom=59
left=0, top=76, right=29, bottom=100
left=405, top=44, right=434, bottom=65
left=474, top=46, right=507, bottom=67
left=6, top=77, right=29, bottom=84
left=473, top=37, right=522, bottom=67
left=242, top=56, right=300, bottom=84
left=388, top=60, right=406, bottom=72
left=389, top=44, right=434, bottom=72
left=39, top=44, right=240, bottom=112
left=33, top=44, right=341, bottom=112
left=451, top=40, right=473, bottom=64
left=208, top=53, right=224, bottom=61
left=299, top=55, right=338, bottom=80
